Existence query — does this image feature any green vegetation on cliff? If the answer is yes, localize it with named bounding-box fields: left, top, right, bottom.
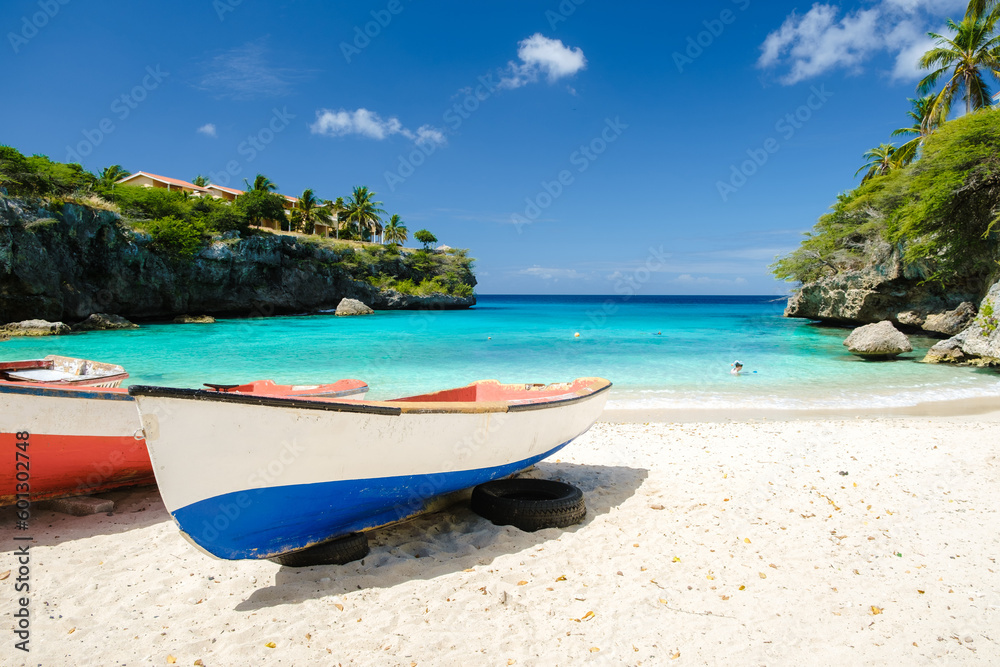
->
left=776, top=0, right=1000, bottom=291
left=0, top=144, right=475, bottom=301
left=773, top=110, right=1000, bottom=287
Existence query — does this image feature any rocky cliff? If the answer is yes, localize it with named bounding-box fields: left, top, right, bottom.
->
left=783, top=245, right=984, bottom=336
left=0, top=197, right=475, bottom=323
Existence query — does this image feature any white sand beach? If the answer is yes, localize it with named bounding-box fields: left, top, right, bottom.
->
left=3, top=413, right=999, bottom=666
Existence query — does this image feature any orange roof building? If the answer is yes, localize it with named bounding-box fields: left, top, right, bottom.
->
left=115, top=171, right=208, bottom=195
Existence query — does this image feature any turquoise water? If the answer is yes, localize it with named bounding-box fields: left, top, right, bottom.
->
left=2, top=295, right=998, bottom=409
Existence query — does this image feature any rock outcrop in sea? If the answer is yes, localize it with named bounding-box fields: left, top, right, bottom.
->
left=73, top=313, right=139, bottom=331
left=1, top=319, right=71, bottom=336
left=843, top=321, right=913, bottom=358
left=335, top=298, right=374, bottom=316
left=173, top=315, right=216, bottom=324
left=0, top=197, right=476, bottom=324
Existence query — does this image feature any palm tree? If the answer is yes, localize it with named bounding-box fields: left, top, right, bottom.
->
left=192, top=175, right=209, bottom=187
left=383, top=214, right=408, bottom=245
left=244, top=174, right=278, bottom=192
left=98, top=165, right=130, bottom=187
left=966, top=0, right=1000, bottom=20
left=890, top=95, right=938, bottom=166
left=290, top=188, right=332, bottom=234
left=855, top=144, right=897, bottom=183
left=332, top=196, right=347, bottom=239
left=344, top=186, right=386, bottom=243
left=917, top=11, right=1000, bottom=123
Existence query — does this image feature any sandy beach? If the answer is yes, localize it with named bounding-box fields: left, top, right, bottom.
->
left=4, top=412, right=999, bottom=666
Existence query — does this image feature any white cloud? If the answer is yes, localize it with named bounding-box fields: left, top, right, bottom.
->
left=758, top=0, right=967, bottom=84
left=499, top=33, right=587, bottom=89
left=197, top=123, right=217, bottom=138
left=197, top=40, right=307, bottom=100
left=518, top=266, right=589, bottom=281
left=310, top=108, right=446, bottom=147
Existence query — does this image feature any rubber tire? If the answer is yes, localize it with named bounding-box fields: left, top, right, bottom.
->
left=269, top=532, right=370, bottom=567
left=471, top=479, right=586, bottom=532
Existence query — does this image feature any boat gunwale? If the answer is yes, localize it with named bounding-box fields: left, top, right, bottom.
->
left=128, top=379, right=612, bottom=415
left=0, top=382, right=134, bottom=401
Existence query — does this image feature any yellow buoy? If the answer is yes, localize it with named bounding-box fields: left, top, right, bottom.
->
left=574, top=332, right=580, bottom=338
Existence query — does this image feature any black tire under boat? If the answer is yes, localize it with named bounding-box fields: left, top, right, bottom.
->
left=470, top=479, right=586, bottom=532
left=269, top=532, right=370, bottom=567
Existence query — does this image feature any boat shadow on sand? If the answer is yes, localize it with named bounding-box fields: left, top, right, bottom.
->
left=236, top=460, right=648, bottom=611
left=0, top=485, right=169, bottom=550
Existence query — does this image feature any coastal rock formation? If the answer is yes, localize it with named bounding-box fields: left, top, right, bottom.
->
left=843, top=321, right=913, bottom=358
left=922, top=302, right=977, bottom=336
left=74, top=313, right=139, bottom=331
left=784, top=251, right=981, bottom=334
left=335, top=298, right=374, bottom=316
left=0, top=197, right=476, bottom=323
left=925, top=280, right=1000, bottom=366
left=1, top=319, right=71, bottom=336
left=372, top=290, right=477, bottom=310
left=174, top=314, right=216, bottom=324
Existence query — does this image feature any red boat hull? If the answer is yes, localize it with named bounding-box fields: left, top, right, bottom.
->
left=0, top=432, right=154, bottom=505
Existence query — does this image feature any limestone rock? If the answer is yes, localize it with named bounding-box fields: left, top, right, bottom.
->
left=173, top=314, right=216, bottom=324
left=922, top=302, right=976, bottom=336
left=843, top=320, right=913, bottom=358
left=1, top=319, right=71, bottom=336
left=934, top=281, right=1000, bottom=365
left=783, top=246, right=981, bottom=333
left=923, top=338, right=965, bottom=364
left=73, top=313, right=138, bottom=331
left=335, top=298, right=374, bottom=316
left=896, top=310, right=925, bottom=327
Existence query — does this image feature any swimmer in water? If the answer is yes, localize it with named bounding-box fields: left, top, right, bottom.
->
left=731, top=361, right=743, bottom=375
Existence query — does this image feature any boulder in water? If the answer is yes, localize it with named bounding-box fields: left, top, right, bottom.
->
left=843, top=321, right=912, bottom=359
left=74, top=313, right=139, bottom=331
left=1, top=319, right=71, bottom=337
left=335, top=298, right=374, bottom=316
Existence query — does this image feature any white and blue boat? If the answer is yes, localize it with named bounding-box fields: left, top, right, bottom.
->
left=128, top=377, right=611, bottom=561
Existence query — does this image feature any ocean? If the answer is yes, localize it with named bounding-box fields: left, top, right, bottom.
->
left=2, top=295, right=998, bottom=409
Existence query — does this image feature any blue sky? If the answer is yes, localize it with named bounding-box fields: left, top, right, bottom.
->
left=1, top=0, right=981, bottom=295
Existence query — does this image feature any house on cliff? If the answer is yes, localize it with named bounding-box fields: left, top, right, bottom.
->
left=116, top=172, right=299, bottom=232
left=114, top=172, right=375, bottom=239
left=115, top=171, right=208, bottom=196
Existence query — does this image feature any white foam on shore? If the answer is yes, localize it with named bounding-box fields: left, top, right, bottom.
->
left=605, top=379, right=1000, bottom=411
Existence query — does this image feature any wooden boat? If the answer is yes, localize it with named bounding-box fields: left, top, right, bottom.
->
left=0, top=357, right=368, bottom=505
left=1, top=355, right=129, bottom=388
left=127, top=377, right=612, bottom=561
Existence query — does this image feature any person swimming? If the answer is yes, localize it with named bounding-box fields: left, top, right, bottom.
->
left=731, top=361, right=743, bottom=375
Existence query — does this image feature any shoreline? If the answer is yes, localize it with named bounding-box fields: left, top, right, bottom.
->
left=602, top=395, right=1000, bottom=423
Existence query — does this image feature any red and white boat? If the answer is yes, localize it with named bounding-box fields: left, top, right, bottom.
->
left=129, top=377, right=611, bottom=561
left=0, top=356, right=368, bottom=505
